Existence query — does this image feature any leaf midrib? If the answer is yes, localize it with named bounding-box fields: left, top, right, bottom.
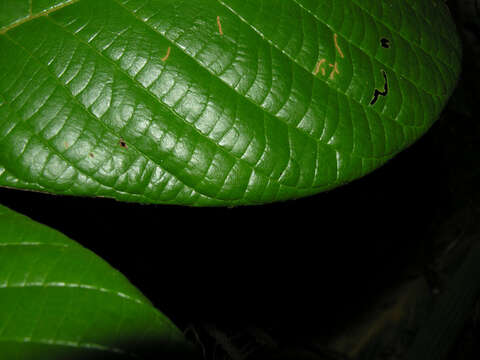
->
left=0, top=282, right=147, bottom=306
left=0, top=0, right=82, bottom=35
left=0, top=242, right=70, bottom=248
left=0, top=337, right=127, bottom=355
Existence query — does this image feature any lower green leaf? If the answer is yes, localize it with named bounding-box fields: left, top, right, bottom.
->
left=0, top=204, right=195, bottom=359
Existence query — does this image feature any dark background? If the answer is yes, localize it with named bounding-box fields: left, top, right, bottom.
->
left=0, top=125, right=447, bottom=328
left=1, top=0, right=479, bottom=359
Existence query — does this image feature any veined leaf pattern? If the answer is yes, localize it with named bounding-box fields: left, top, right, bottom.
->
left=0, top=0, right=462, bottom=205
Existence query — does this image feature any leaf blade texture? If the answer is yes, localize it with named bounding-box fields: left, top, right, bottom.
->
left=0, top=204, right=192, bottom=359
left=0, top=0, right=462, bottom=205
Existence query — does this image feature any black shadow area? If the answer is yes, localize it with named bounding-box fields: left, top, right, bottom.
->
left=0, top=121, right=451, bottom=341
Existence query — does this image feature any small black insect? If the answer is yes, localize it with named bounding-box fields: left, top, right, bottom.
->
left=381, top=38, right=390, bottom=48
left=370, top=70, right=388, bottom=106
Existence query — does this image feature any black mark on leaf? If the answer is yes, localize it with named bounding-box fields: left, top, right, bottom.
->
left=381, top=38, right=390, bottom=48
left=370, top=70, right=389, bottom=106
left=119, top=139, right=128, bottom=149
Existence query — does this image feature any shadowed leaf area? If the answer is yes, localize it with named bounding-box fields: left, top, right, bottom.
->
left=0, top=204, right=198, bottom=360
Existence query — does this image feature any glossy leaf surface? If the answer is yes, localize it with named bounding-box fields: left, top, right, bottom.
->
left=0, top=0, right=462, bottom=205
left=0, top=204, right=192, bottom=359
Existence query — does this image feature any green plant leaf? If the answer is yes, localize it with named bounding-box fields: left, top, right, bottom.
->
left=0, top=0, right=462, bottom=206
left=0, top=203, right=194, bottom=359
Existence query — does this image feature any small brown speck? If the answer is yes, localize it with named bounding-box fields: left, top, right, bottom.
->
left=64, top=141, right=69, bottom=149
left=89, top=153, right=94, bottom=158
left=119, top=139, right=128, bottom=149
left=313, top=59, right=326, bottom=76
left=161, top=46, right=171, bottom=62
left=217, top=16, right=223, bottom=36
left=333, top=33, right=344, bottom=58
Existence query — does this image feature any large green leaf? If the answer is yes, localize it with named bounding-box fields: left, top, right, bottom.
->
left=0, top=0, right=462, bottom=206
left=0, top=204, right=194, bottom=359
